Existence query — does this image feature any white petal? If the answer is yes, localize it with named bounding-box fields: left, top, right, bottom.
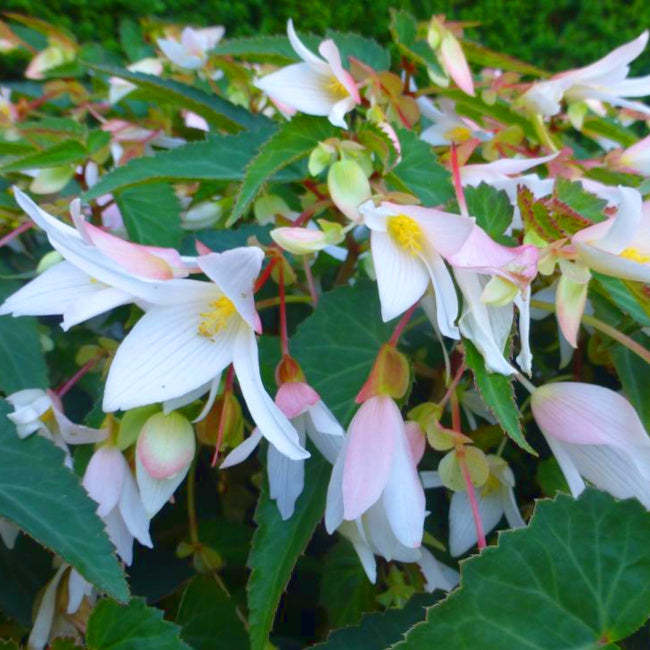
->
left=325, top=439, right=347, bottom=533
left=370, top=230, right=429, bottom=321
left=594, top=187, right=642, bottom=254
left=286, top=19, right=329, bottom=72
left=501, top=486, right=526, bottom=529
left=421, top=252, right=460, bottom=339
left=103, top=300, right=234, bottom=412
left=544, top=436, right=586, bottom=498
left=197, top=247, right=264, bottom=332
left=256, top=63, right=340, bottom=117
left=267, top=430, right=305, bottom=520
left=119, top=468, right=153, bottom=547
left=164, top=380, right=211, bottom=416
left=449, top=490, right=504, bottom=557
left=328, top=95, right=356, bottom=129
left=136, top=454, right=189, bottom=518
left=66, top=569, right=92, bottom=614
left=417, top=548, right=459, bottom=592
left=382, top=428, right=426, bottom=548
left=420, top=470, right=444, bottom=489
left=308, top=400, right=344, bottom=436
left=514, top=288, right=533, bottom=375
left=62, top=287, right=133, bottom=331
left=82, top=447, right=126, bottom=517
left=27, top=564, right=67, bottom=650
left=220, top=428, right=264, bottom=468
left=338, top=520, right=377, bottom=583
left=52, top=407, right=108, bottom=445
left=232, top=328, right=308, bottom=460
left=306, top=407, right=345, bottom=465
left=192, top=374, right=223, bottom=423
left=103, top=507, right=134, bottom=565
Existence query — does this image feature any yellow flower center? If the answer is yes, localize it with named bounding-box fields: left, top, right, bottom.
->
left=620, top=247, right=650, bottom=264
left=325, top=75, right=349, bottom=99
left=387, top=215, right=424, bottom=255
left=198, top=296, right=236, bottom=340
left=479, top=473, right=500, bottom=497
left=443, top=125, right=472, bottom=143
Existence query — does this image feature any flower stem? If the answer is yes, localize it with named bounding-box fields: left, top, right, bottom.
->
left=56, top=354, right=103, bottom=398
left=254, top=256, right=279, bottom=293
left=255, top=294, right=312, bottom=311
left=388, top=303, right=418, bottom=346
left=187, top=460, right=199, bottom=545
left=530, top=299, right=650, bottom=365
left=211, top=366, right=235, bottom=467
left=0, top=221, right=34, bottom=249
left=439, top=359, right=466, bottom=410
left=531, top=113, right=558, bottom=153
left=302, top=256, right=319, bottom=307
left=450, top=144, right=469, bottom=218
left=278, top=259, right=289, bottom=356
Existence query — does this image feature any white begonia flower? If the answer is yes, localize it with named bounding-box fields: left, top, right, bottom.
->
left=109, top=58, right=163, bottom=104
left=418, top=96, right=490, bottom=146
left=255, top=19, right=360, bottom=129
left=0, top=188, right=193, bottom=331
left=359, top=200, right=474, bottom=338
left=157, top=26, right=225, bottom=70
left=102, top=247, right=308, bottom=461
left=6, top=388, right=107, bottom=467
left=523, top=32, right=650, bottom=117
left=82, top=445, right=152, bottom=565
left=422, top=455, right=525, bottom=557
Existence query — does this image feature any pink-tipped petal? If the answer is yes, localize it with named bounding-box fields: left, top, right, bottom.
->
left=82, top=447, right=127, bottom=517
left=275, top=381, right=320, bottom=419
left=440, top=33, right=475, bottom=96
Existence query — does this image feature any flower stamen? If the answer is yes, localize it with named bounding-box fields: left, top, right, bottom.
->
left=388, top=215, right=424, bottom=255
left=198, top=296, right=236, bottom=339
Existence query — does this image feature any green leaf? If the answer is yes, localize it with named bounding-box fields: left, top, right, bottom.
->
left=314, top=593, right=441, bottom=649
left=85, top=63, right=264, bottom=133
left=463, top=340, right=535, bottom=455
left=555, top=178, right=607, bottom=223
left=177, top=576, right=247, bottom=650
left=1, top=141, right=87, bottom=172
left=186, top=224, right=272, bottom=255
left=612, top=337, right=650, bottom=431
left=115, top=182, right=182, bottom=248
left=593, top=274, right=650, bottom=328
left=319, top=540, right=378, bottom=628
left=83, top=128, right=279, bottom=199
left=247, top=452, right=330, bottom=650
left=582, top=116, right=638, bottom=148
left=0, top=641, right=19, bottom=650
left=227, top=116, right=338, bottom=226
left=86, top=598, right=191, bottom=650
left=394, top=490, right=650, bottom=650
left=464, top=183, right=513, bottom=241
left=325, top=30, right=391, bottom=71
left=0, top=141, right=37, bottom=156
left=291, top=282, right=393, bottom=425
left=385, top=130, right=453, bottom=206
left=0, top=265, right=48, bottom=393
left=517, top=185, right=563, bottom=242
left=0, top=400, right=128, bottom=601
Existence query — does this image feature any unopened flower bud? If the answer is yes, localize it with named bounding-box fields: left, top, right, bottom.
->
left=275, top=355, right=305, bottom=386
left=254, top=194, right=295, bottom=225
left=356, top=344, right=410, bottom=403
left=308, top=141, right=337, bottom=176
left=36, top=250, right=64, bottom=274
left=195, top=391, right=244, bottom=450
left=438, top=446, right=489, bottom=491
left=327, top=159, right=372, bottom=223
left=270, top=226, right=329, bottom=255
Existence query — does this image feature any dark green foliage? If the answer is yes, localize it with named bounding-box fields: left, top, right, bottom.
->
left=3, top=0, right=650, bottom=75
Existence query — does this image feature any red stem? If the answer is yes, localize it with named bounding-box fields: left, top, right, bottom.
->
left=254, top=256, right=279, bottom=293
left=450, top=144, right=469, bottom=218
left=0, top=222, right=34, bottom=249
left=388, top=303, right=417, bottom=347
left=278, top=260, right=289, bottom=356
left=56, top=355, right=102, bottom=398
left=439, top=360, right=466, bottom=410
left=302, top=256, right=318, bottom=307
left=211, top=366, right=235, bottom=467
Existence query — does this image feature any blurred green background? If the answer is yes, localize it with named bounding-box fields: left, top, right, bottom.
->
left=2, top=0, right=649, bottom=72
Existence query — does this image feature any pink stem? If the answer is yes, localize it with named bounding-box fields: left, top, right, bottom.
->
left=302, top=256, right=318, bottom=307
left=0, top=222, right=34, bottom=249
left=388, top=303, right=417, bottom=347
left=458, top=452, right=487, bottom=550
left=56, top=355, right=102, bottom=398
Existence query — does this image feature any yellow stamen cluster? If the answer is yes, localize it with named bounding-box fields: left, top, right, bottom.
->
left=444, top=125, right=472, bottom=143
left=198, top=296, right=236, bottom=340
left=620, top=247, right=650, bottom=264
left=325, top=75, right=349, bottom=99
left=388, top=215, right=424, bottom=255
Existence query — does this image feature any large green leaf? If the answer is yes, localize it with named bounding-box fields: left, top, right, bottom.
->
left=247, top=453, right=330, bottom=650
left=84, top=128, right=285, bottom=199
left=291, top=282, right=393, bottom=425
left=389, top=10, right=444, bottom=77
left=463, top=340, right=534, bottom=454
left=85, top=63, right=263, bottom=133
left=385, top=130, right=454, bottom=206
left=0, top=141, right=87, bottom=172
left=555, top=178, right=607, bottom=223
left=0, top=266, right=48, bottom=393
left=177, top=576, right=247, bottom=650
left=394, top=490, right=650, bottom=650
left=0, top=401, right=128, bottom=602
left=115, top=182, right=183, bottom=248
left=593, top=274, right=650, bottom=328
left=227, top=116, right=338, bottom=226
left=313, top=593, right=441, bottom=650
left=86, top=598, right=191, bottom=650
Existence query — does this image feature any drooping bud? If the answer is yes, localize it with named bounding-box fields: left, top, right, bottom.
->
left=36, top=251, right=64, bottom=274
left=25, top=44, right=76, bottom=80
left=308, top=140, right=338, bottom=176
left=195, top=391, right=244, bottom=450
left=116, top=405, right=160, bottom=451
left=327, top=159, right=372, bottom=223
left=254, top=194, right=295, bottom=225
left=356, top=344, right=410, bottom=403
left=271, top=226, right=329, bottom=255
left=275, top=354, right=305, bottom=386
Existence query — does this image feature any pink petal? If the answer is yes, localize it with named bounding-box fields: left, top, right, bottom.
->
left=275, top=382, right=320, bottom=419
left=404, top=421, right=426, bottom=465
left=439, top=33, right=475, bottom=97
left=342, top=396, right=400, bottom=520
